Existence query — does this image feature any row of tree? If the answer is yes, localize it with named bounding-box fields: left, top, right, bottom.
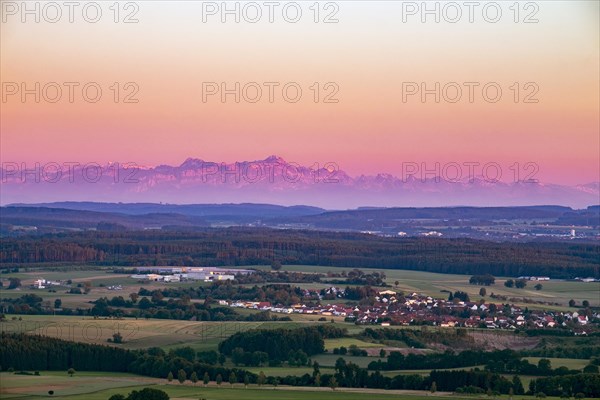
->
left=3, top=332, right=599, bottom=396
left=0, top=333, right=135, bottom=371
left=2, top=229, right=598, bottom=278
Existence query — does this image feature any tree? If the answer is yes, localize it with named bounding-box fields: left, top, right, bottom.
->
left=569, top=299, right=576, bottom=307
left=243, top=374, right=250, bottom=388
left=312, top=361, right=320, bottom=376
left=83, top=281, right=92, bottom=294
left=257, top=371, right=266, bottom=386
left=515, top=279, right=527, bottom=289
left=177, top=369, right=186, bottom=384
left=314, top=373, right=321, bottom=387
left=112, top=332, right=123, bottom=344
left=512, top=375, right=524, bottom=395
left=190, top=371, right=198, bottom=385
left=171, top=346, right=195, bottom=362
left=108, top=395, right=126, bottom=400
left=534, top=283, right=543, bottom=291
left=582, top=300, right=590, bottom=308
left=394, top=280, right=399, bottom=287
left=127, top=388, right=170, bottom=400
left=216, top=373, right=223, bottom=387
left=329, top=376, right=338, bottom=391
left=203, top=372, right=210, bottom=386
left=379, top=349, right=386, bottom=358
left=54, top=299, right=62, bottom=309
left=470, top=274, right=495, bottom=286
left=504, top=279, right=515, bottom=288
left=229, top=371, right=237, bottom=387
left=8, top=278, right=21, bottom=289
left=538, top=358, right=552, bottom=373
left=452, top=291, right=470, bottom=302
left=138, top=297, right=152, bottom=309
left=167, top=371, right=173, bottom=382
left=129, top=293, right=139, bottom=303
left=271, top=260, right=282, bottom=271
left=583, top=364, right=599, bottom=373
left=430, top=381, right=437, bottom=393
left=231, top=347, right=245, bottom=365
left=67, top=368, right=75, bottom=377
left=509, top=387, right=514, bottom=400
left=479, top=288, right=487, bottom=297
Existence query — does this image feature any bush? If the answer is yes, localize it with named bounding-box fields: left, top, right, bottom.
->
left=583, top=364, right=599, bottom=374
left=457, top=386, right=485, bottom=394
left=127, top=388, right=169, bottom=400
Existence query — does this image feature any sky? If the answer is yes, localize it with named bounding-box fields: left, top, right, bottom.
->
left=1, top=0, right=599, bottom=185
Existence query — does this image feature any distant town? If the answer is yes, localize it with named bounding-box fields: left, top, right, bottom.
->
left=21, top=266, right=600, bottom=335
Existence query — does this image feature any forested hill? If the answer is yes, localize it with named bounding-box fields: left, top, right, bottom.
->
left=1, top=229, right=598, bottom=278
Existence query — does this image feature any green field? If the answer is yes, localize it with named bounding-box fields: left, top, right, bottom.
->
left=324, top=337, right=382, bottom=350
left=0, top=315, right=320, bottom=351
left=0, top=371, right=567, bottom=400
left=313, top=353, right=384, bottom=368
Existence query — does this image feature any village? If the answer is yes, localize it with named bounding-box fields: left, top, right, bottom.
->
left=227, top=289, right=599, bottom=332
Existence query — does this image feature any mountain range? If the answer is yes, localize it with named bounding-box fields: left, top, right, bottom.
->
left=1, top=156, right=598, bottom=208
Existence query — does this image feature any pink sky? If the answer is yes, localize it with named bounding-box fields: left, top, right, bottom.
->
left=1, top=1, right=598, bottom=185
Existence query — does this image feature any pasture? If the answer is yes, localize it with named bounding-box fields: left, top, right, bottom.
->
left=0, top=371, right=568, bottom=400
left=0, top=315, right=320, bottom=351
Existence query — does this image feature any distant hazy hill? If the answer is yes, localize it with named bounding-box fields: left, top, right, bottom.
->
left=2, top=203, right=598, bottom=235
left=271, top=205, right=599, bottom=230
left=8, top=202, right=324, bottom=218
left=0, top=206, right=209, bottom=231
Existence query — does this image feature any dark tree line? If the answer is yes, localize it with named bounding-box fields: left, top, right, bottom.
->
left=529, top=374, right=600, bottom=397
left=523, top=346, right=600, bottom=359
left=3, top=332, right=598, bottom=396
left=1, top=229, right=598, bottom=278
left=369, top=349, right=523, bottom=371
left=0, top=333, right=135, bottom=371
